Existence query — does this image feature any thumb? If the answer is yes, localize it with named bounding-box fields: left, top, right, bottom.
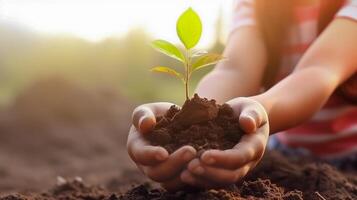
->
left=132, top=106, right=156, bottom=134
left=239, top=114, right=257, bottom=134
left=239, top=106, right=263, bottom=134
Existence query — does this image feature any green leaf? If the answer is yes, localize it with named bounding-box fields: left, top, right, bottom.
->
left=176, top=8, right=202, bottom=49
left=192, top=53, right=226, bottom=72
left=151, top=40, right=185, bottom=62
left=150, top=66, right=184, bottom=82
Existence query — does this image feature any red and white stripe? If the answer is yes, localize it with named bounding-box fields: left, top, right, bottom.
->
left=231, top=0, right=357, bottom=158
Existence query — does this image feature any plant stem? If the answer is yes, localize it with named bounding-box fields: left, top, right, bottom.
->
left=185, top=76, right=189, bottom=100
left=184, top=49, right=191, bottom=100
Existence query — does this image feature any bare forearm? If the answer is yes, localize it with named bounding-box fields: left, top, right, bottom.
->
left=253, top=67, right=339, bottom=133
left=253, top=19, right=357, bottom=133
left=196, top=27, right=267, bottom=103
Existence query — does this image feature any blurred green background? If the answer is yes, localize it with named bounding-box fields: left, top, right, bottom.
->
left=0, top=0, right=230, bottom=106
left=0, top=1, right=232, bottom=192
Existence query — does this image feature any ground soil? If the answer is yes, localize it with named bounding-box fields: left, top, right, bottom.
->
left=0, top=77, right=137, bottom=193
left=146, top=94, right=244, bottom=154
left=1, top=151, right=355, bottom=200
left=0, top=78, right=356, bottom=199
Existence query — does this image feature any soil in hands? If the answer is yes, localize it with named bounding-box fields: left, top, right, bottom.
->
left=146, top=94, right=244, bottom=154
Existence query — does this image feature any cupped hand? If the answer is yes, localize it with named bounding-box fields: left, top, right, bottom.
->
left=127, top=103, right=197, bottom=191
left=181, top=97, right=269, bottom=188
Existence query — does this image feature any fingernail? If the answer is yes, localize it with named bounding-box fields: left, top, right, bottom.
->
left=138, top=116, right=146, bottom=126
left=139, top=116, right=154, bottom=133
left=194, top=166, right=204, bottom=175
left=241, top=115, right=255, bottom=122
left=248, top=116, right=256, bottom=123
left=183, top=150, right=194, bottom=162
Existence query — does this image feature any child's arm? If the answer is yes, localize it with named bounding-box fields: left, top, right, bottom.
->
left=253, top=18, right=357, bottom=133
left=196, top=26, right=267, bottom=103
left=184, top=18, right=357, bottom=188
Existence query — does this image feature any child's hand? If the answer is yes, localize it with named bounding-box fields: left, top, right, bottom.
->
left=181, top=97, right=269, bottom=188
left=127, top=103, right=197, bottom=191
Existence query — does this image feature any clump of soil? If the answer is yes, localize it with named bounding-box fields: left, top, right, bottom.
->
left=146, top=94, right=243, bottom=153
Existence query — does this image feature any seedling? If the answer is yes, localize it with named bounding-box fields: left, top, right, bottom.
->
left=150, top=8, right=225, bottom=100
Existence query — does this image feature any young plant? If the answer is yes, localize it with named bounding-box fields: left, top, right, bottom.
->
left=150, top=8, right=225, bottom=100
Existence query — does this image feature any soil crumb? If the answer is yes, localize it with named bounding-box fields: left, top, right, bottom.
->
left=146, top=94, right=244, bottom=153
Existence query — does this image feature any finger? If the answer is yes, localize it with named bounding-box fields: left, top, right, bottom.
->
left=180, top=170, right=219, bottom=189
left=143, top=146, right=196, bottom=182
left=127, top=126, right=169, bottom=165
left=132, top=103, right=174, bottom=134
left=132, top=106, right=155, bottom=134
left=189, top=161, right=256, bottom=185
left=232, top=161, right=256, bottom=180
left=198, top=164, right=244, bottom=184
left=239, top=116, right=256, bottom=134
left=187, top=158, right=205, bottom=175
left=200, top=132, right=267, bottom=169
left=226, top=98, right=267, bottom=134
left=187, top=159, right=237, bottom=184
left=239, top=104, right=266, bottom=134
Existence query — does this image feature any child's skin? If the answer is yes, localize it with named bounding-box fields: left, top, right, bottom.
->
left=127, top=18, right=357, bottom=190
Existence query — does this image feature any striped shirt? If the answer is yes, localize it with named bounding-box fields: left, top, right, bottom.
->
left=231, top=0, right=357, bottom=158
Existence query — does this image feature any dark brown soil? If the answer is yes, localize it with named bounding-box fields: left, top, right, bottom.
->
left=0, top=178, right=303, bottom=200
left=1, top=151, right=356, bottom=200
left=244, top=151, right=357, bottom=200
left=146, top=94, right=243, bottom=153
left=118, top=178, right=304, bottom=200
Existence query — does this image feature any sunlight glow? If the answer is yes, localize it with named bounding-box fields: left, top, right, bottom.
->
left=0, top=0, right=234, bottom=45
